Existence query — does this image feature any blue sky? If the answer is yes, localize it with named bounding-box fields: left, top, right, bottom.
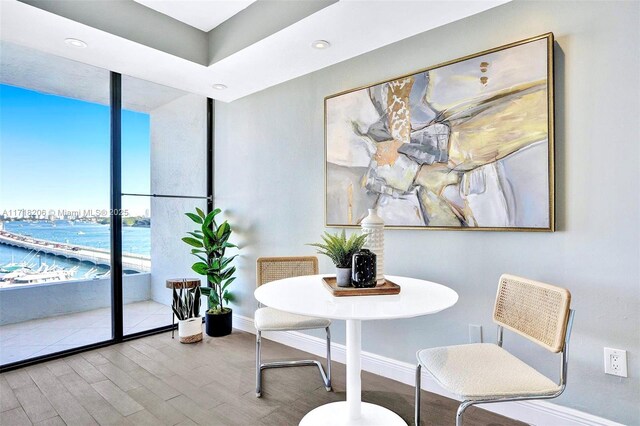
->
left=0, top=84, right=150, bottom=216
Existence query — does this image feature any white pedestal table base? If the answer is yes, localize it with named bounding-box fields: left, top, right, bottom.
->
left=299, top=402, right=406, bottom=426
left=300, top=319, right=406, bottom=426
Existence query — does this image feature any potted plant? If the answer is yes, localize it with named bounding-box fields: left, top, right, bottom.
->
left=183, top=207, right=237, bottom=337
left=171, top=285, right=202, bottom=343
left=308, top=230, right=367, bottom=287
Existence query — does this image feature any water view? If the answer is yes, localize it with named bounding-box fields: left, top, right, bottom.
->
left=0, top=220, right=150, bottom=286
left=3, top=220, right=150, bottom=255
left=1, top=83, right=152, bottom=287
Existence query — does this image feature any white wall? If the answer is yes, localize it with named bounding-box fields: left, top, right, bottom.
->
left=150, top=93, right=208, bottom=306
left=214, top=1, right=640, bottom=423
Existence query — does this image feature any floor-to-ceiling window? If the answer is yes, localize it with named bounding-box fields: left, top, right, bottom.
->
left=0, top=42, right=211, bottom=369
left=120, top=75, right=209, bottom=336
left=0, top=43, right=113, bottom=365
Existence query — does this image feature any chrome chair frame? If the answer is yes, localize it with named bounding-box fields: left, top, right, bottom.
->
left=414, top=310, right=575, bottom=426
left=255, top=326, right=332, bottom=397
left=254, top=256, right=332, bottom=398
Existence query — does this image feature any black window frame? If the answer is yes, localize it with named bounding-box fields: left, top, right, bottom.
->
left=0, top=72, right=214, bottom=372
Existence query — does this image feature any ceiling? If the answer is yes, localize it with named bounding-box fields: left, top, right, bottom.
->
left=0, top=42, right=188, bottom=113
left=133, top=0, right=256, bottom=32
left=0, top=0, right=511, bottom=103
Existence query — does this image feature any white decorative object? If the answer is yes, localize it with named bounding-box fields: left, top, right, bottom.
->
left=361, top=208, right=385, bottom=284
left=178, top=317, right=202, bottom=343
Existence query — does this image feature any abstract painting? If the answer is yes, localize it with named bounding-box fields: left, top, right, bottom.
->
left=325, top=34, right=554, bottom=231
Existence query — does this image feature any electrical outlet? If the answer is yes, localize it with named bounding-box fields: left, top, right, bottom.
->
left=469, top=324, right=482, bottom=344
left=604, top=347, right=628, bottom=377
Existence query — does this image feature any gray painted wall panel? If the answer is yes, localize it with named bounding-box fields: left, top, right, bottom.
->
left=214, top=1, right=640, bottom=423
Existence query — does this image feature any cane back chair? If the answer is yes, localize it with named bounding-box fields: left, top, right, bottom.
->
left=255, top=256, right=332, bottom=397
left=415, top=274, right=574, bottom=425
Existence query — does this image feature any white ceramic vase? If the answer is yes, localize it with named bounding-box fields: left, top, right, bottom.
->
left=361, top=208, right=385, bottom=284
left=178, top=317, right=203, bottom=343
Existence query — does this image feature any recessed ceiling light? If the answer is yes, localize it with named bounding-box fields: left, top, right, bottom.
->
left=212, top=84, right=228, bottom=90
left=64, top=38, right=87, bottom=48
left=311, top=40, right=330, bottom=50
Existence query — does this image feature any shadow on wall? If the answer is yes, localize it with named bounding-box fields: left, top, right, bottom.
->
left=554, top=41, right=566, bottom=232
left=219, top=208, right=256, bottom=313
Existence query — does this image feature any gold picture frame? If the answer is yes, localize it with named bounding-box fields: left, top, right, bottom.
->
left=324, top=33, right=555, bottom=232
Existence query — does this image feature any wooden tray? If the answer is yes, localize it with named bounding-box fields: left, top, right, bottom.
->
left=322, top=276, right=401, bottom=297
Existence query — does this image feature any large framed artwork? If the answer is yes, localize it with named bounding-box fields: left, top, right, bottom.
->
left=325, top=33, right=554, bottom=231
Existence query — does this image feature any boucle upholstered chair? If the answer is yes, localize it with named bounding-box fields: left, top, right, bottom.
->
left=255, top=256, right=332, bottom=397
left=415, top=274, right=574, bottom=426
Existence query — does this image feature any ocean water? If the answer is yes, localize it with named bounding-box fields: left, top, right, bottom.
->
left=0, top=220, right=150, bottom=276
left=3, top=221, right=150, bottom=255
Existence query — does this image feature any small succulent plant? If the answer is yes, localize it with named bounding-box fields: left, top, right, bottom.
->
left=308, top=230, right=367, bottom=268
left=172, top=286, right=201, bottom=321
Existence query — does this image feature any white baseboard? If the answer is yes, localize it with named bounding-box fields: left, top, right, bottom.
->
left=233, top=314, right=620, bottom=426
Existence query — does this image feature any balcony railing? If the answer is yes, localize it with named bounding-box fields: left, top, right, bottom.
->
left=0, top=273, right=177, bottom=365
left=0, top=273, right=151, bottom=325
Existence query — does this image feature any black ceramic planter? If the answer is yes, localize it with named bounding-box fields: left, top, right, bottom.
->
left=352, top=249, right=377, bottom=288
left=205, top=310, right=232, bottom=337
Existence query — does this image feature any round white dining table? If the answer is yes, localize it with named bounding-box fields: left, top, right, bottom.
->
left=254, top=274, right=458, bottom=426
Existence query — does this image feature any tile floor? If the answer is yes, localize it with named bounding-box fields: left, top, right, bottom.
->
left=0, top=301, right=171, bottom=365
left=0, top=329, right=524, bottom=426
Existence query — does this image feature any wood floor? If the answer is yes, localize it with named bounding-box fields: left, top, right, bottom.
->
left=0, top=329, right=525, bottom=426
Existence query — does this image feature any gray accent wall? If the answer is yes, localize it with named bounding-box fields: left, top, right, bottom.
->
left=214, top=1, right=640, bottom=423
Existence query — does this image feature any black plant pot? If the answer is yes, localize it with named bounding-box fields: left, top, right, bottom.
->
left=205, top=309, right=232, bottom=337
